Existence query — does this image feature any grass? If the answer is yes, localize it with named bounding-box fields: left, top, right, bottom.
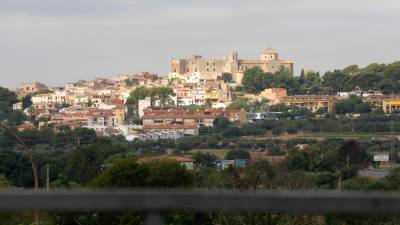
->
left=243, top=132, right=400, bottom=141
left=189, top=149, right=230, bottom=159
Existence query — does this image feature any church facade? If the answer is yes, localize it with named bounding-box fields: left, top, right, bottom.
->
left=169, top=48, right=293, bottom=83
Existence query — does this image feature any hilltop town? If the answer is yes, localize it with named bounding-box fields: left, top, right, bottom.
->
left=3, top=48, right=400, bottom=224
left=8, top=47, right=400, bottom=146
left=9, top=48, right=292, bottom=139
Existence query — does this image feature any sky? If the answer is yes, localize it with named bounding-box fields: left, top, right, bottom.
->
left=1, top=0, right=400, bottom=89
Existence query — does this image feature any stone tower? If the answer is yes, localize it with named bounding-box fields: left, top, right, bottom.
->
left=260, top=47, right=279, bottom=61
left=225, top=51, right=238, bottom=73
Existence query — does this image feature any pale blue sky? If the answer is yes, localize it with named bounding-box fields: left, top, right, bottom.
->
left=1, top=0, right=400, bottom=88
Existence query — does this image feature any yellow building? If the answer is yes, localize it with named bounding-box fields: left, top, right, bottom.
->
left=363, top=95, right=400, bottom=113
left=282, top=95, right=336, bottom=113
left=112, top=105, right=126, bottom=126
left=383, top=100, right=400, bottom=113
left=206, top=91, right=219, bottom=100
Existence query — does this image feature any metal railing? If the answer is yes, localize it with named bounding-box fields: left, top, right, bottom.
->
left=2, top=190, right=400, bottom=225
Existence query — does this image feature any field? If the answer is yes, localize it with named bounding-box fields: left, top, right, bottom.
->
left=245, top=132, right=400, bottom=141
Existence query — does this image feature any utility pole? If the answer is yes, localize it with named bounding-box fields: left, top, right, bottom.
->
left=0, top=122, right=40, bottom=225
left=46, top=164, right=50, bottom=192
left=391, top=120, right=395, bottom=165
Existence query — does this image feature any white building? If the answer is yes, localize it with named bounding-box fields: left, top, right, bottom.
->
left=13, top=102, right=23, bottom=110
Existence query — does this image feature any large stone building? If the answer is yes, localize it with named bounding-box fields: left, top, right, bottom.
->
left=169, top=47, right=293, bottom=83
left=17, top=82, right=48, bottom=97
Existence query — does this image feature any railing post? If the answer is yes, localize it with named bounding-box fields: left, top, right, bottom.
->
left=145, top=211, right=164, bottom=225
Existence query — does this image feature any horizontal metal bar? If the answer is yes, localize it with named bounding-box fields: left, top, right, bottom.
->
left=0, top=190, right=400, bottom=215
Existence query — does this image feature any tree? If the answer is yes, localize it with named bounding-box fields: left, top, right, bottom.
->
left=213, top=116, right=232, bottom=132
left=175, top=136, right=202, bottom=153
left=322, top=71, right=350, bottom=93
left=125, top=86, right=150, bottom=109
left=88, top=157, right=195, bottom=225
left=226, top=98, right=250, bottom=110
left=268, top=103, right=290, bottom=112
left=0, top=175, right=13, bottom=187
left=91, top=157, right=194, bottom=188
left=342, top=64, right=360, bottom=75
left=126, top=86, right=175, bottom=112
left=144, top=160, right=194, bottom=187
left=150, top=87, right=175, bottom=107
left=336, top=139, right=368, bottom=168
left=354, top=102, right=372, bottom=114
left=6, top=110, right=27, bottom=126
left=86, top=98, right=93, bottom=107
left=90, top=157, right=148, bottom=188
left=219, top=73, right=233, bottom=83
left=286, top=150, right=309, bottom=171
left=192, top=152, right=217, bottom=168
left=22, top=95, right=32, bottom=109
left=242, top=67, right=272, bottom=93
left=222, top=126, right=243, bottom=137
left=0, top=87, right=17, bottom=121
left=334, top=95, right=362, bottom=114
left=299, top=69, right=305, bottom=81
left=225, top=149, right=251, bottom=160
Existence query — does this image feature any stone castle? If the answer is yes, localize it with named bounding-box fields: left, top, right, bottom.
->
left=169, top=47, right=293, bottom=83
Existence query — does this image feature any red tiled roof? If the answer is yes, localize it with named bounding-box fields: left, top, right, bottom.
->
left=143, top=124, right=197, bottom=130
left=17, top=123, right=35, bottom=130
left=89, top=109, right=114, bottom=117
left=140, top=155, right=195, bottom=163
left=143, top=109, right=244, bottom=120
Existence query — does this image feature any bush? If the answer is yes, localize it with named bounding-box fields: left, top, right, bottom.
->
left=271, top=127, right=283, bottom=136
left=225, top=149, right=251, bottom=160
left=222, top=126, right=243, bottom=137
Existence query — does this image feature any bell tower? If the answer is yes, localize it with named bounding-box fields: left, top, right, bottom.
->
left=261, top=47, right=279, bottom=61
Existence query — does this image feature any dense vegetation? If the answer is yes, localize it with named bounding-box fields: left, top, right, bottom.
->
left=241, top=61, right=400, bottom=95
left=0, top=125, right=399, bottom=224
left=2, top=58, right=400, bottom=224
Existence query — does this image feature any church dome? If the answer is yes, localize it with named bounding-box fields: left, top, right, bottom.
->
left=262, top=47, right=277, bottom=54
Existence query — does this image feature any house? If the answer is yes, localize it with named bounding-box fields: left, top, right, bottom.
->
left=281, top=95, right=337, bottom=113
left=87, top=109, right=116, bottom=127
left=143, top=108, right=246, bottom=131
left=143, top=124, right=198, bottom=136
left=12, top=102, right=23, bottom=110
left=138, top=97, right=152, bottom=117
left=140, top=155, right=195, bottom=170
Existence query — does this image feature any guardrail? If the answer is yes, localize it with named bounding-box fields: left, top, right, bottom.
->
left=1, top=190, right=400, bottom=225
